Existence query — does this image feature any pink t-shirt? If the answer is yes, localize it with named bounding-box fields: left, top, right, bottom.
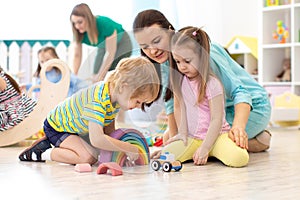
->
left=182, top=75, right=230, bottom=140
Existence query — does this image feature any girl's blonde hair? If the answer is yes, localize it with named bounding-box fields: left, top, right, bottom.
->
left=70, top=3, right=98, bottom=45
left=107, top=57, right=160, bottom=111
left=171, top=26, right=211, bottom=104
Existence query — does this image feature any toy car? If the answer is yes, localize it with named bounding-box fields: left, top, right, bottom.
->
left=151, top=152, right=182, bottom=172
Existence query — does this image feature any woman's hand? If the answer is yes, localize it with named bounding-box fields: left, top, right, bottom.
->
left=228, top=126, right=248, bottom=149
left=193, top=147, right=209, bottom=165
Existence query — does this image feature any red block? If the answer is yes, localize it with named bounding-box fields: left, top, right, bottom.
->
left=97, top=162, right=123, bottom=176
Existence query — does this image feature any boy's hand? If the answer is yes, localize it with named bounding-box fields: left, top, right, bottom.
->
left=125, top=145, right=139, bottom=163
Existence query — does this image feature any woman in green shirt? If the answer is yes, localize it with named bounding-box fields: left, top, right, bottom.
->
left=70, top=3, right=132, bottom=82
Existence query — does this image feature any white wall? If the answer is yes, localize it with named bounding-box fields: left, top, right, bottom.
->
left=173, top=0, right=259, bottom=46
left=0, top=0, right=259, bottom=45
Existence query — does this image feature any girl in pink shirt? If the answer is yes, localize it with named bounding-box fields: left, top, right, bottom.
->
left=156, top=26, right=249, bottom=167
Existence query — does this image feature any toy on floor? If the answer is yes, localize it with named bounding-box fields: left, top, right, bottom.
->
left=74, top=163, right=92, bottom=173
left=271, top=92, right=300, bottom=127
left=97, top=162, right=123, bottom=176
left=272, top=20, right=289, bottom=43
left=151, top=152, right=182, bottom=172
left=153, top=136, right=163, bottom=147
left=275, top=58, right=291, bottom=82
left=98, top=128, right=150, bottom=167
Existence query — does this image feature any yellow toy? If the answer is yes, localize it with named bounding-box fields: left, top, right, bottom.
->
left=266, top=0, right=279, bottom=6
left=272, top=92, right=300, bottom=127
left=273, top=20, right=289, bottom=43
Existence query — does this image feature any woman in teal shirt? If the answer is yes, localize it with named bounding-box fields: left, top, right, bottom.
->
left=70, top=3, right=132, bottom=82
left=133, top=9, right=271, bottom=153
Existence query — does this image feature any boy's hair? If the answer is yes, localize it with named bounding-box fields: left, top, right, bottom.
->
left=70, top=3, right=98, bottom=45
left=34, top=46, right=59, bottom=77
left=0, top=67, right=21, bottom=94
left=107, top=57, right=160, bottom=111
left=171, top=26, right=211, bottom=104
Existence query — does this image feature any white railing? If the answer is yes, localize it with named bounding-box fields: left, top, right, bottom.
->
left=0, top=40, right=71, bottom=85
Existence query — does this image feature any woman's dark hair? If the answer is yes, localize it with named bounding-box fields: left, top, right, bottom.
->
left=0, top=67, right=21, bottom=94
left=133, top=9, right=175, bottom=104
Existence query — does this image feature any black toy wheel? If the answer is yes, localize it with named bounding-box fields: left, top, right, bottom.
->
left=162, top=162, right=172, bottom=172
left=151, top=160, right=161, bottom=171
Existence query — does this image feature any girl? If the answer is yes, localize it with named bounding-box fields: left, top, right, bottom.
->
left=70, top=3, right=132, bottom=82
left=163, top=26, right=249, bottom=167
left=32, top=46, right=89, bottom=97
left=19, top=57, right=160, bottom=165
left=0, top=67, right=36, bottom=131
left=133, top=9, right=271, bottom=153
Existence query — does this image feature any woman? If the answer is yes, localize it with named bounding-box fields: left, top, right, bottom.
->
left=70, top=3, right=132, bottom=82
left=133, top=9, right=271, bottom=153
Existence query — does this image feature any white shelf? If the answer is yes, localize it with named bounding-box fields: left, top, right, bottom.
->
left=259, top=0, right=300, bottom=97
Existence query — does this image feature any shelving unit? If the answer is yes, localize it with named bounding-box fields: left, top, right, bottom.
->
left=259, top=0, right=300, bottom=103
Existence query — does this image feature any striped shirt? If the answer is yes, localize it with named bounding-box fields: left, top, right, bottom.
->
left=47, top=82, right=119, bottom=135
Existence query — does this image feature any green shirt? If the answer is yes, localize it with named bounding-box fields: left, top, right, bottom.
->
left=82, top=15, right=124, bottom=48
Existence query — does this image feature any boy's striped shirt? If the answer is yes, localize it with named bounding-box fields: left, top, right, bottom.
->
left=47, top=82, right=120, bottom=135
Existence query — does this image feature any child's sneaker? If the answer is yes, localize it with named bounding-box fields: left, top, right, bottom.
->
left=19, top=136, right=51, bottom=162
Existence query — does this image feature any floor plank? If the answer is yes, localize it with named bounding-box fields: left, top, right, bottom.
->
left=1, top=127, right=300, bottom=199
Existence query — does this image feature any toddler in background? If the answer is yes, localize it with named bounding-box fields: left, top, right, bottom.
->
left=0, top=66, right=36, bottom=131
left=29, top=46, right=89, bottom=97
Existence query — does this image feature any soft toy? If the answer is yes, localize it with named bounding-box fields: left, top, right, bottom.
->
left=272, top=20, right=289, bottom=43
left=275, top=58, right=291, bottom=82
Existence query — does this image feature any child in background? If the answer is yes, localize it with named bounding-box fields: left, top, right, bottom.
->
left=162, top=27, right=249, bottom=167
left=31, top=46, right=89, bottom=97
left=0, top=66, right=36, bottom=131
left=19, top=57, right=160, bottom=165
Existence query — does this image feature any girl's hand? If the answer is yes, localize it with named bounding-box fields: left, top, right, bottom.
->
left=150, top=150, right=162, bottom=159
left=0, top=77, right=7, bottom=92
left=228, top=127, right=248, bottom=149
left=164, top=133, right=188, bottom=146
left=193, top=147, right=209, bottom=165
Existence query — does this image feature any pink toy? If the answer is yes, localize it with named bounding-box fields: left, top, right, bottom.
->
left=97, top=162, right=123, bottom=176
left=74, top=163, right=92, bottom=173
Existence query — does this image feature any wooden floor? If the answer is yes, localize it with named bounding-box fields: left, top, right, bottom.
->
left=1, top=127, right=300, bottom=200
